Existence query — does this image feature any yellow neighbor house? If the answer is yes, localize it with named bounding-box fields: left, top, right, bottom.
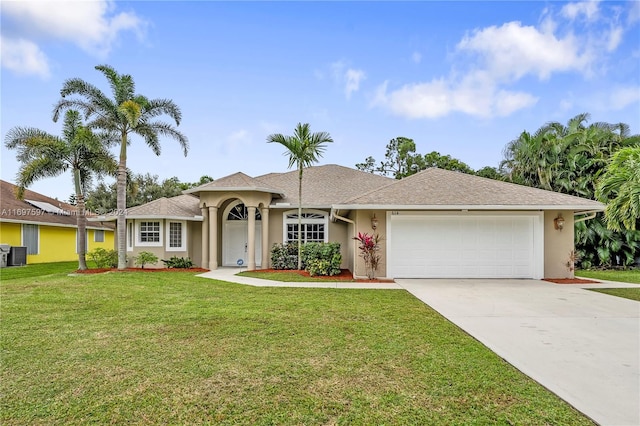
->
left=0, top=180, right=114, bottom=265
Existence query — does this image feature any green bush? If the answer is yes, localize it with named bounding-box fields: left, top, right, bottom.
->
left=135, top=251, right=159, bottom=269
left=162, top=256, right=194, bottom=268
left=88, top=248, right=118, bottom=268
left=270, top=243, right=299, bottom=270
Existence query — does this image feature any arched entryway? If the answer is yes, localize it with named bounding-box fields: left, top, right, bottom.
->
left=222, top=201, right=262, bottom=267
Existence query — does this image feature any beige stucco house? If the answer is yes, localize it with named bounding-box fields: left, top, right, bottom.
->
left=101, top=164, right=604, bottom=279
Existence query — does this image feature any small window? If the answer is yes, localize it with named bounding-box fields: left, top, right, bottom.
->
left=169, top=222, right=182, bottom=248
left=22, top=224, right=39, bottom=255
left=140, top=221, right=160, bottom=243
left=127, top=222, right=133, bottom=250
left=94, top=230, right=105, bottom=243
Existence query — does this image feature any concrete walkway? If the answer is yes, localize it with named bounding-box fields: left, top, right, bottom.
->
left=396, top=279, right=640, bottom=426
left=198, top=269, right=639, bottom=425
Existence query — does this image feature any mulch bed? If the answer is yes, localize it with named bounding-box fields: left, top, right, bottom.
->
left=75, top=267, right=209, bottom=274
left=543, top=278, right=600, bottom=284
left=249, top=269, right=395, bottom=283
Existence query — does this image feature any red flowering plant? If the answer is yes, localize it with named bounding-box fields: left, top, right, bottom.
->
left=353, top=232, right=381, bottom=279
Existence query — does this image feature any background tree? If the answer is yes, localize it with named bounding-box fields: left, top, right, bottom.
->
left=267, top=123, right=333, bottom=269
left=501, top=113, right=640, bottom=268
left=356, top=137, right=479, bottom=179
left=53, top=64, right=189, bottom=269
left=596, top=147, right=640, bottom=232
left=4, top=110, right=116, bottom=270
left=85, top=173, right=214, bottom=213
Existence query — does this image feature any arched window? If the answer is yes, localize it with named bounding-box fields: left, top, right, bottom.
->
left=226, top=202, right=261, bottom=221
left=283, top=210, right=328, bottom=243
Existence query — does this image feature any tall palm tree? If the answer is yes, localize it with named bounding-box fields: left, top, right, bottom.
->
left=53, top=65, right=189, bottom=269
left=267, top=123, right=333, bottom=269
left=4, top=110, right=117, bottom=270
left=596, top=147, right=640, bottom=231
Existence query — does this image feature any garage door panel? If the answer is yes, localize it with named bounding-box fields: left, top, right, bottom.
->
left=389, top=215, right=538, bottom=278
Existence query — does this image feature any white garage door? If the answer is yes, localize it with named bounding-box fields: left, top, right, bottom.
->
left=388, top=214, right=541, bottom=279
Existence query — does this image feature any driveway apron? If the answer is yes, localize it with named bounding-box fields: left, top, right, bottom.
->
left=397, top=279, right=640, bottom=426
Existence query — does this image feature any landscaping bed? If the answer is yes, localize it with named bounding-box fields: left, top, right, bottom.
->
left=543, top=278, right=600, bottom=284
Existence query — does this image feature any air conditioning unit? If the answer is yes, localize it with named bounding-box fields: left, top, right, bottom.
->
left=8, top=246, right=27, bottom=266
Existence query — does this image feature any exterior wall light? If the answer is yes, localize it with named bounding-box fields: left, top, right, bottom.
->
left=371, top=214, right=379, bottom=230
left=554, top=214, right=565, bottom=230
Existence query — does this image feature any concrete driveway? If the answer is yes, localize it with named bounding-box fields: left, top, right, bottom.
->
left=397, top=279, right=640, bottom=426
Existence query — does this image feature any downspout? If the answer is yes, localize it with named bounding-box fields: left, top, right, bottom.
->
left=330, top=209, right=357, bottom=278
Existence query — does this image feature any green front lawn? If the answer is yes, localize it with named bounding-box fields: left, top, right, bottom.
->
left=0, top=261, right=86, bottom=280
left=577, top=268, right=640, bottom=284
left=1, top=270, right=593, bottom=425
left=588, top=288, right=640, bottom=301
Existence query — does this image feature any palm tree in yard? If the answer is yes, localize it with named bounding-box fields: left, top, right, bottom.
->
left=596, top=147, right=640, bottom=232
left=267, top=123, right=333, bottom=269
left=4, top=110, right=117, bottom=270
left=53, top=65, right=188, bottom=269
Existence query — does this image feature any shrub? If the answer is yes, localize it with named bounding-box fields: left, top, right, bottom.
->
left=302, top=242, right=342, bottom=276
left=270, top=243, right=299, bottom=270
left=88, top=248, right=118, bottom=268
left=353, top=232, right=381, bottom=279
left=135, top=251, right=159, bottom=269
left=162, top=256, right=194, bottom=268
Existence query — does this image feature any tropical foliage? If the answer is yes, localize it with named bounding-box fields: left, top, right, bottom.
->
left=596, top=147, right=640, bottom=232
left=353, top=232, right=381, bottom=279
left=501, top=113, right=640, bottom=268
left=4, top=110, right=116, bottom=270
left=53, top=64, right=189, bottom=269
left=267, top=123, right=333, bottom=269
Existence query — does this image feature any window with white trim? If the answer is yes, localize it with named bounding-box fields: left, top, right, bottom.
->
left=136, top=221, right=162, bottom=246
left=22, top=224, right=39, bottom=255
left=94, top=230, right=105, bottom=243
left=283, top=210, right=328, bottom=243
left=166, top=221, right=186, bottom=251
left=127, top=222, right=133, bottom=251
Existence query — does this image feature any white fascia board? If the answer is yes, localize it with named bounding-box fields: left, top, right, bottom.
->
left=125, top=215, right=204, bottom=221
left=332, top=204, right=605, bottom=211
left=185, top=186, right=284, bottom=197
left=269, top=204, right=332, bottom=209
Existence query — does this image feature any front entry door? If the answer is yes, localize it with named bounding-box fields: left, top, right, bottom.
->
left=223, top=220, right=262, bottom=267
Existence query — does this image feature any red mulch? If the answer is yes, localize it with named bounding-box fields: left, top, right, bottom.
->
left=249, top=269, right=395, bottom=283
left=543, top=278, right=600, bottom=284
left=75, top=267, right=209, bottom=274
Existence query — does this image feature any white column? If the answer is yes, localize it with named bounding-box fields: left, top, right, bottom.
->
left=201, top=207, right=209, bottom=269
left=261, top=207, right=270, bottom=270
left=208, top=206, right=218, bottom=269
left=247, top=206, right=256, bottom=270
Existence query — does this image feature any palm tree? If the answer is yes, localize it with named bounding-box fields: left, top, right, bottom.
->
left=53, top=65, right=188, bottom=269
left=4, top=110, right=117, bottom=270
left=596, top=147, right=640, bottom=231
left=267, top=123, right=333, bottom=269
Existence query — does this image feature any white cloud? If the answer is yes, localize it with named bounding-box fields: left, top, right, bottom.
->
left=561, top=1, right=600, bottom=22
left=606, top=86, right=640, bottom=110
left=411, top=51, right=422, bottom=64
left=1, top=0, right=145, bottom=76
left=456, top=21, right=591, bottom=81
left=0, top=36, right=50, bottom=78
left=331, top=61, right=366, bottom=99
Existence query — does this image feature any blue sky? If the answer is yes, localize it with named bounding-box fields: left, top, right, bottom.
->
left=2, top=0, right=639, bottom=201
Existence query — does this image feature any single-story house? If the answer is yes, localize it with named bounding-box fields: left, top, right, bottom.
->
left=98, top=165, right=604, bottom=279
left=0, top=180, right=115, bottom=264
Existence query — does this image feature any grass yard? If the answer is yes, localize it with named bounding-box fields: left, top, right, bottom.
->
left=0, top=261, right=84, bottom=280
left=587, top=288, right=640, bottom=301
left=238, top=269, right=355, bottom=282
left=577, top=268, right=640, bottom=284
left=1, top=269, right=593, bottom=425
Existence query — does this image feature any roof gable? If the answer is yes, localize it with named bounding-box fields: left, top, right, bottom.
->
left=125, top=194, right=201, bottom=219
left=184, top=172, right=284, bottom=197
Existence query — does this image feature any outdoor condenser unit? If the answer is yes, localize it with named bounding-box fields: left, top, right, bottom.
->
left=8, top=246, right=27, bottom=266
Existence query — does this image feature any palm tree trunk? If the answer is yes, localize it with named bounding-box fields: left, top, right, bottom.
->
left=298, top=163, right=303, bottom=270
left=74, top=169, right=88, bottom=270
left=116, top=135, right=128, bottom=269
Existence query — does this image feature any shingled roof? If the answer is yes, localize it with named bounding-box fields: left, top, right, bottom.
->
left=336, top=168, right=605, bottom=210
left=117, top=195, right=202, bottom=220
left=0, top=180, right=114, bottom=229
left=184, top=172, right=284, bottom=198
